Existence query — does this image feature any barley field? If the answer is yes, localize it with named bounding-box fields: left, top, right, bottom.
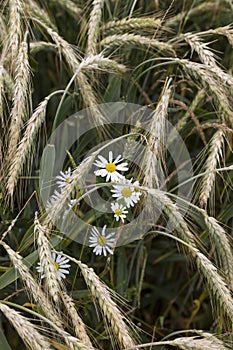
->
left=0, top=0, right=233, bottom=349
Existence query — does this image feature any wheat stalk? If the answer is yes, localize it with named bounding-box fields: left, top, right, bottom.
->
left=102, top=17, right=162, bottom=34
left=0, top=12, right=7, bottom=43
left=142, top=79, right=172, bottom=189
left=86, top=0, right=104, bottom=56
left=61, top=292, right=93, bottom=347
left=35, top=214, right=61, bottom=304
left=101, top=33, right=175, bottom=54
left=196, top=251, right=233, bottom=321
left=44, top=156, right=93, bottom=226
left=23, top=0, right=55, bottom=28
left=0, top=303, right=51, bottom=350
left=0, top=64, right=4, bottom=128
left=204, top=214, right=233, bottom=289
left=166, top=2, right=219, bottom=26
left=174, top=59, right=233, bottom=127
left=203, top=25, right=233, bottom=47
left=199, top=129, right=225, bottom=208
left=29, top=41, right=57, bottom=54
left=148, top=188, right=233, bottom=323
left=7, top=36, right=31, bottom=178
left=180, top=33, right=233, bottom=86
left=66, top=257, right=139, bottom=350
left=0, top=241, right=63, bottom=327
left=168, top=335, right=229, bottom=350
left=7, top=0, right=23, bottom=69
left=7, top=91, right=60, bottom=197
left=45, top=26, right=106, bottom=125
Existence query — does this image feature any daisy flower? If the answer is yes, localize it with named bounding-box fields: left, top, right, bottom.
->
left=36, top=251, right=71, bottom=280
left=56, top=167, right=72, bottom=188
left=111, top=202, right=128, bottom=222
left=89, top=225, right=115, bottom=256
left=111, top=178, right=142, bottom=208
left=94, top=151, right=128, bottom=182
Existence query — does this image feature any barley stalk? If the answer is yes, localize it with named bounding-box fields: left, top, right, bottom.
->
left=45, top=26, right=106, bottom=125
left=205, top=25, right=233, bottom=47
left=0, top=65, right=4, bottom=127
left=29, top=41, right=57, bottom=54
left=180, top=33, right=233, bottom=86
left=166, top=2, right=219, bottom=26
left=142, top=79, right=172, bottom=188
left=67, top=257, right=139, bottom=350
left=199, top=129, right=225, bottom=208
left=61, top=292, right=93, bottom=347
left=174, top=59, right=233, bottom=127
left=7, top=36, right=31, bottom=175
left=148, top=188, right=233, bottom=322
left=0, top=241, right=63, bottom=327
left=35, top=214, right=61, bottom=304
left=102, top=17, right=162, bottom=34
left=23, top=0, right=55, bottom=28
left=7, top=0, right=23, bottom=69
left=101, top=33, right=174, bottom=54
left=44, top=156, right=93, bottom=226
left=7, top=92, right=59, bottom=197
left=204, top=214, right=233, bottom=289
left=0, top=303, right=51, bottom=350
left=196, top=251, right=233, bottom=321
left=0, top=13, right=7, bottom=43
left=169, top=335, right=229, bottom=350
left=86, top=0, right=104, bottom=56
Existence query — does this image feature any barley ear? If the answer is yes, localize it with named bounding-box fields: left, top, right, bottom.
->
left=61, top=292, right=93, bottom=347
left=199, top=129, right=225, bottom=208
left=142, top=78, right=172, bottom=188
left=0, top=241, right=63, bottom=327
left=204, top=214, right=233, bottom=289
left=35, top=213, right=61, bottom=304
left=69, top=257, right=139, bottom=350
left=86, top=0, right=104, bottom=56
left=0, top=303, right=51, bottom=350
left=7, top=93, right=53, bottom=199
left=7, top=34, right=31, bottom=197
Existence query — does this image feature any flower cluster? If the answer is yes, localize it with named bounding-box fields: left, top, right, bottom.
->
left=94, top=151, right=142, bottom=222
left=89, top=151, right=142, bottom=256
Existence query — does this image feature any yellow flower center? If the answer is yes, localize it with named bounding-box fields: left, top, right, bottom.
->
left=105, top=162, right=117, bottom=172
left=97, top=235, right=107, bottom=246
left=66, top=177, right=71, bottom=183
left=134, top=187, right=140, bottom=192
left=54, top=261, right=59, bottom=270
left=115, top=209, right=122, bottom=216
left=121, top=187, right=132, bottom=198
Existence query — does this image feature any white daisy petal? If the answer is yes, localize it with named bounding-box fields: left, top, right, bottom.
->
left=106, top=246, right=113, bottom=255
left=89, top=226, right=115, bottom=256
left=59, top=268, right=70, bottom=274
left=109, top=151, right=113, bottom=162
left=97, top=155, right=108, bottom=164
left=57, top=271, right=66, bottom=279
left=37, top=251, right=71, bottom=280
left=94, top=151, right=128, bottom=182
left=114, top=154, right=122, bottom=163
